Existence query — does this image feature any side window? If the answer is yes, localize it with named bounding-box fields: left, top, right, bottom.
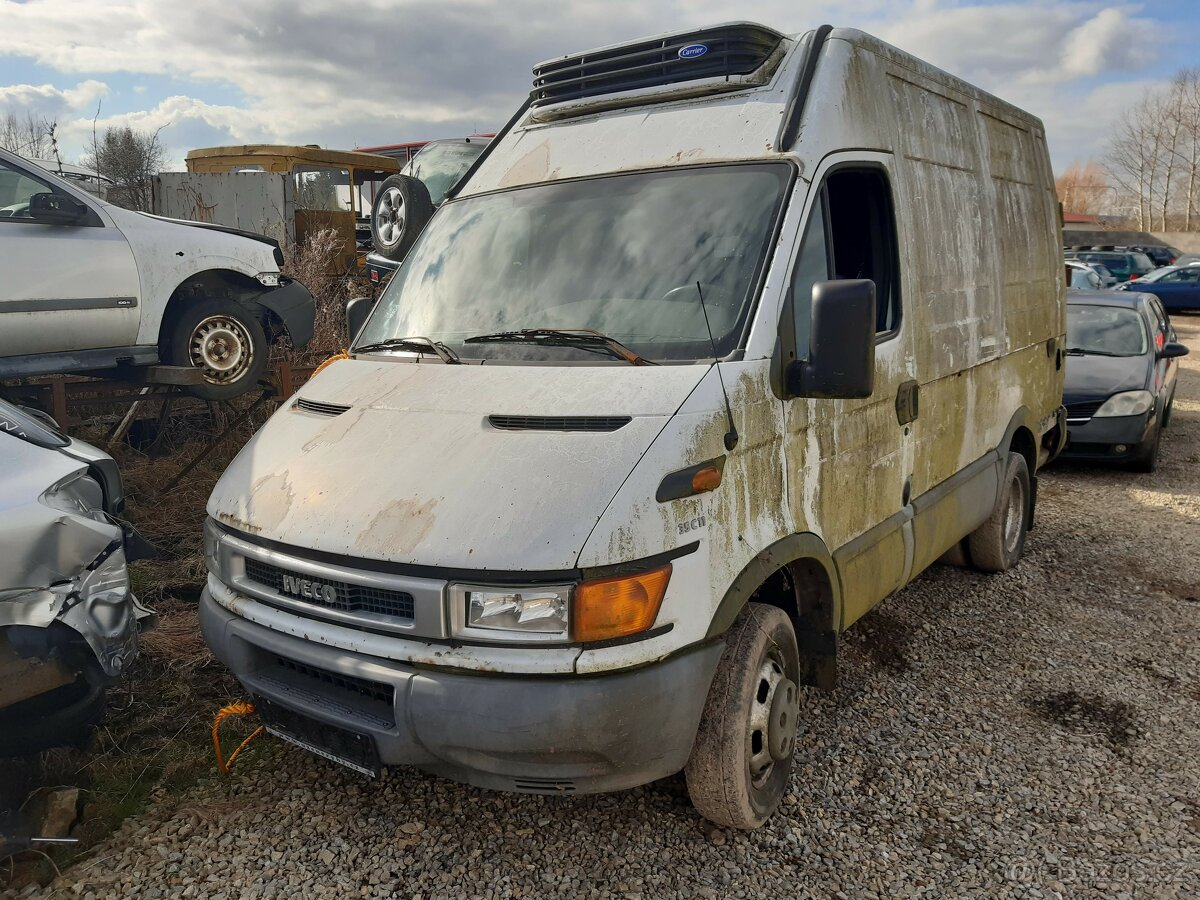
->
left=0, top=159, right=54, bottom=221
left=787, top=167, right=902, bottom=357
left=1158, top=270, right=1182, bottom=283
left=1180, top=268, right=1200, bottom=283
left=789, top=193, right=830, bottom=358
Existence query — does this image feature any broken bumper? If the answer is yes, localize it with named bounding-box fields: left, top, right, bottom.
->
left=200, top=588, right=722, bottom=794
left=257, top=278, right=316, bottom=349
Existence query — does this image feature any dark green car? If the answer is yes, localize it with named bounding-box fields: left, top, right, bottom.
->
left=1067, top=250, right=1155, bottom=283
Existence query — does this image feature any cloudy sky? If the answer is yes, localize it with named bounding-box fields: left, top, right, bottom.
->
left=0, top=0, right=1195, bottom=172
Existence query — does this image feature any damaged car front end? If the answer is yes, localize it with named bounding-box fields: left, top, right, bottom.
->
left=0, top=399, right=153, bottom=756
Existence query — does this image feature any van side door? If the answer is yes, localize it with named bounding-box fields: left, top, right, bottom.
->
left=0, top=156, right=141, bottom=358
left=780, top=154, right=916, bottom=628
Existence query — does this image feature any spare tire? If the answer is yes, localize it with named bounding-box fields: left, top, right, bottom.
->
left=371, top=174, right=435, bottom=262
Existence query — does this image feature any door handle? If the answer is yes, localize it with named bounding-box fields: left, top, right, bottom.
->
left=895, top=379, right=919, bottom=426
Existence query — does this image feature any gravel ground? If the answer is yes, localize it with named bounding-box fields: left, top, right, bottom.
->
left=10, top=319, right=1200, bottom=900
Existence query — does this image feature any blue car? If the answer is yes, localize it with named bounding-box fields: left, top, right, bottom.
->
left=1115, top=265, right=1200, bottom=312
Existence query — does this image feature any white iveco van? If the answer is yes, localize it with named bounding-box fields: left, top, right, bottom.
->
left=201, top=23, right=1067, bottom=828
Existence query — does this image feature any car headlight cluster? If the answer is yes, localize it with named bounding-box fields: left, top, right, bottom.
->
left=450, top=564, right=671, bottom=644
left=1094, top=390, right=1153, bottom=418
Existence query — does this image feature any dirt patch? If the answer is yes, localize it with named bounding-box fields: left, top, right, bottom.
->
left=1024, top=690, right=1140, bottom=748
left=855, top=611, right=913, bottom=674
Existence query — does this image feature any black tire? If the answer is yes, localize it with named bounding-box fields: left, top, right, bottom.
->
left=1161, top=395, right=1174, bottom=430
left=0, top=679, right=106, bottom=757
left=370, top=175, right=435, bottom=262
left=163, top=298, right=269, bottom=400
left=685, top=603, right=801, bottom=830
left=1130, top=425, right=1161, bottom=473
left=968, top=452, right=1032, bottom=573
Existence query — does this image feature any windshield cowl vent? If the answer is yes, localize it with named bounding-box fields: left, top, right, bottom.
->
left=293, top=397, right=351, bottom=417
left=531, top=22, right=785, bottom=110
left=489, top=415, right=632, bottom=433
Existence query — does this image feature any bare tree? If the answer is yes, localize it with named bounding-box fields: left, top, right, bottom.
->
left=1105, top=68, right=1200, bottom=232
left=1055, top=161, right=1110, bottom=216
left=83, top=124, right=167, bottom=211
left=0, top=111, right=57, bottom=158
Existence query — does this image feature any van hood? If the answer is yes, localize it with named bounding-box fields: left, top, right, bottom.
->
left=207, top=359, right=707, bottom=571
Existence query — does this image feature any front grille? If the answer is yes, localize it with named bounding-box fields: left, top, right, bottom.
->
left=293, top=397, right=351, bottom=417
left=1065, top=400, right=1103, bottom=420
left=243, top=558, right=415, bottom=621
left=532, top=23, right=783, bottom=108
left=489, top=414, right=631, bottom=432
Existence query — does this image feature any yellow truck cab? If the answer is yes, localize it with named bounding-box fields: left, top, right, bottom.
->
left=185, top=145, right=400, bottom=271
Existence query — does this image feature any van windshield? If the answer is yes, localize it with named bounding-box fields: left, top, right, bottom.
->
left=357, top=164, right=791, bottom=362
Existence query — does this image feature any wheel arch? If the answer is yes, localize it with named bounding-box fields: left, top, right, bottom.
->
left=706, top=532, right=842, bottom=689
left=158, top=269, right=278, bottom=350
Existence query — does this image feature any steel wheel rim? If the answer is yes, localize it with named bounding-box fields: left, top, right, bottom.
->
left=1002, top=472, right=1025, bottom=553
left=189, top=315, right=253, bottom=385
left=746, top=649, right=797, bottom=788
left=375, top=187, right=405, bottom=247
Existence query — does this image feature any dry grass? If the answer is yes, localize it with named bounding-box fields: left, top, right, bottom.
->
left=279, top=227, right=373, bottom=365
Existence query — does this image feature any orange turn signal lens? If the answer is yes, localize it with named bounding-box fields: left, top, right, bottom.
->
left=690, top=465, right=723, bottom=493
left=573, top=564, right=672, bottom=643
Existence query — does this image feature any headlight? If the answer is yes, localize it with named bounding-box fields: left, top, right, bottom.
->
left=450, top=584, right=572, bottom=642
left=1094, top=390, right=1153, bottom=417
left=41, top=472, right=106, bottom=519
left=448, top=564, right=673, bottom=644
left=255, top=272, right=281, bottom=287
left=203, top=518, right=224, bottom=577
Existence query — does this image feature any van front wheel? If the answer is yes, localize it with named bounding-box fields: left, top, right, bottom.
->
left=685, top=603, right=800, bottom=830
left=968, top=452, right=1031, bottom=572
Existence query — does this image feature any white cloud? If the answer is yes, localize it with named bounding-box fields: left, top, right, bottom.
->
left=0, top=1, right=1174, bottom=169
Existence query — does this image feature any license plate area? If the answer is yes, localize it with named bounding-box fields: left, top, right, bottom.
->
left=254, top=695, right=381, bottom=778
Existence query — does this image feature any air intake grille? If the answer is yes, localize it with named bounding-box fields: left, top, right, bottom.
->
left=531, top=23, right=784, bottom=108
left=293, top=397, right=351, bottom=417
left=513, top=777, right=577, bottom=793
left=1065, top=400, right=1104, bottom=420
left=489, top=415, right=631, bottom=432
left=243, top=558, right=415, bottom=621
left=273, top=655, right=393, bottom=706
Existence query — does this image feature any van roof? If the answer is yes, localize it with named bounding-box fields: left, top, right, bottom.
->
left=462, top=23, right=1045, bottom=198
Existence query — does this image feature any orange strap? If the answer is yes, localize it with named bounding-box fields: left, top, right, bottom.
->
left=311, top=350, right=351, bottom=377
left=212, top=701, right=263, bottom=775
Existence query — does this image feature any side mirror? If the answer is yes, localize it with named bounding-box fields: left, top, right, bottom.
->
left=345, top=296, right=375, bottom=343
left=28, top=192, right=86, bottom=225
left=785, top=279, right=876, bottom=399
left=1158, top=341, right=1189, bottom=359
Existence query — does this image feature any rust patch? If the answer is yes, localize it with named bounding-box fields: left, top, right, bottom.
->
left=357, top=497, right=440, bottom=558
left=216, top=511, right=261, bottom=534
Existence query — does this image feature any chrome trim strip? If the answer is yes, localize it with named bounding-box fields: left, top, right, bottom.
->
left=217, top=530, right=447, bottom=639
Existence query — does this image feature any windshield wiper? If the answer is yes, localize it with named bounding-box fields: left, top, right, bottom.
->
left=463, top=328, right=658, bottom=366
left=1065, top=347, right=1121, bottom=357
left=353, top=336, right=461, bottom=364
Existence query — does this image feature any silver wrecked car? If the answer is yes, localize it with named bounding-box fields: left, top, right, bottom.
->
left=0, top=398, right=153, bottom=756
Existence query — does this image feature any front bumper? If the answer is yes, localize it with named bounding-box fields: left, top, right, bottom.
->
left=1060, top=412, right=1155, bottom=461
left=200, top=588, right=722, bottom=794
left=364, top=252, right=399, bottom=285
left=257, top=279, right=316, bottom=349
